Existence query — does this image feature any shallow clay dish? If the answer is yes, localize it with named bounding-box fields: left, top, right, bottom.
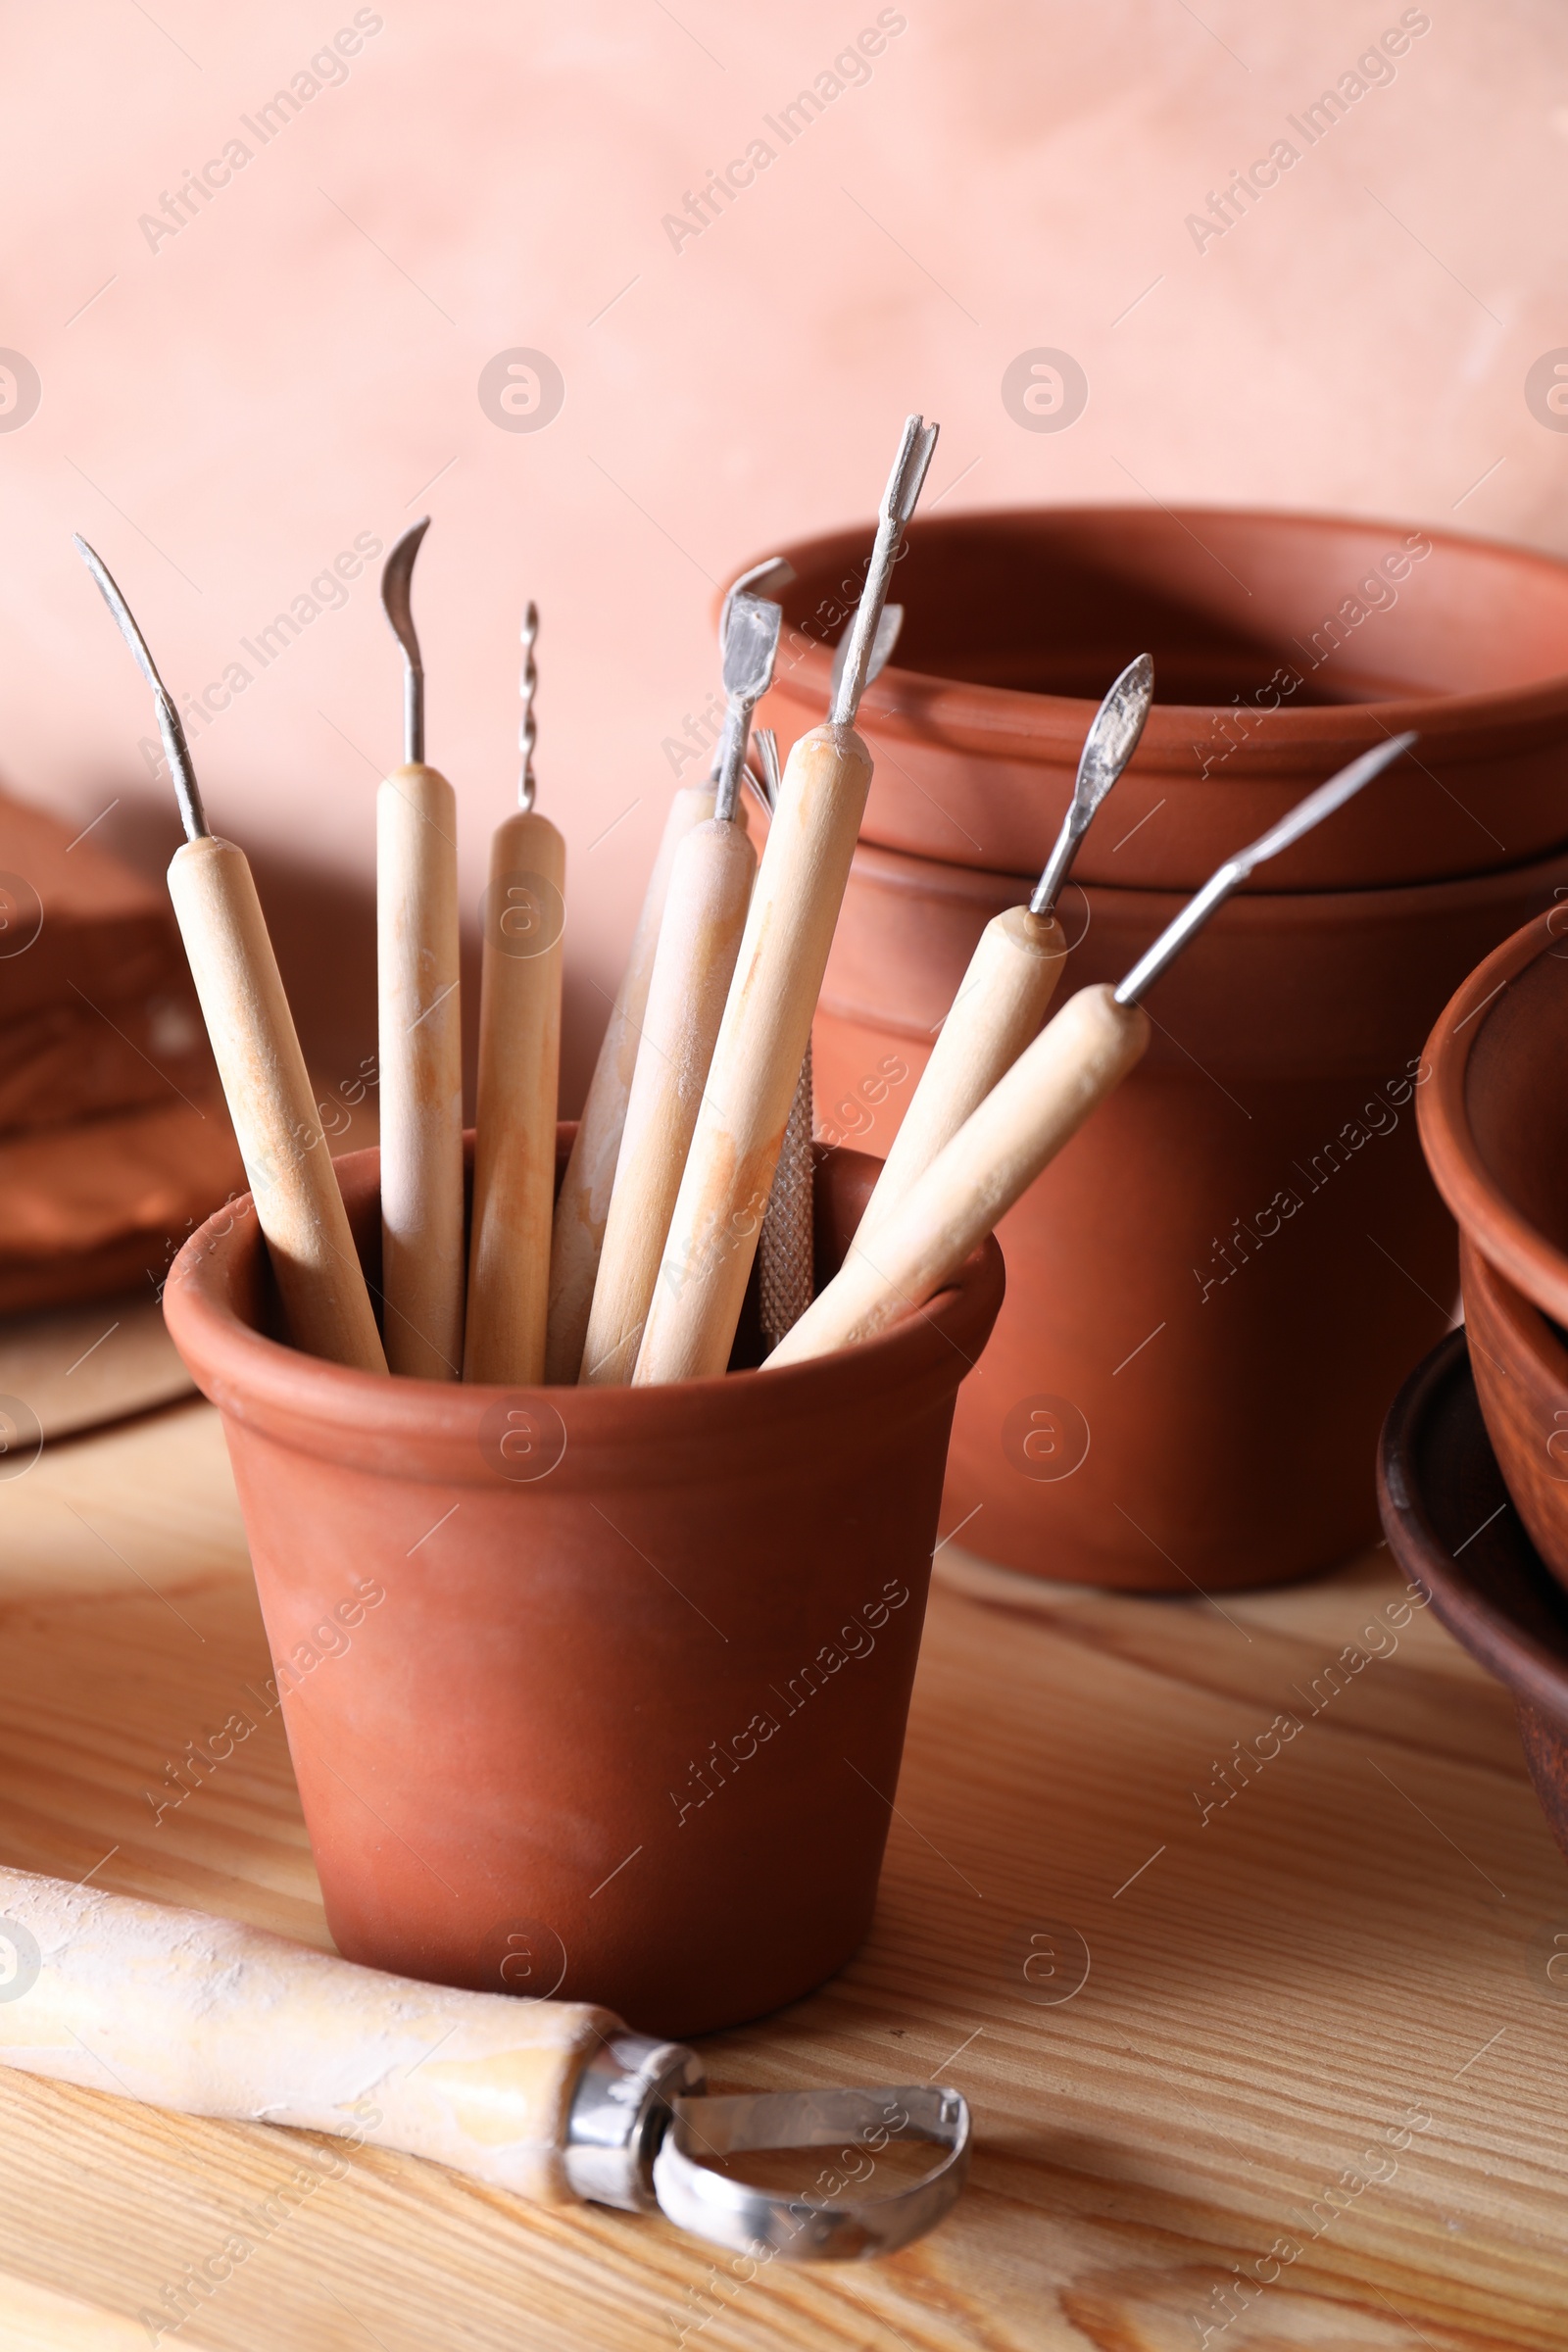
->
left=1378, top=1327, right=1568, bottom=1865
left=755, top=507, right=1568, bottom=890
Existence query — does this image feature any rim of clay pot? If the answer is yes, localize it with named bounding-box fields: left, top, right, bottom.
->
left=1378, top=1326, right=1568, bottom=1735
left=1417, top=907, right=1568, bottom=1325
left=743, top=506, right=1568, bottom=762
left=163, top=1138, right=1005, bottom=1484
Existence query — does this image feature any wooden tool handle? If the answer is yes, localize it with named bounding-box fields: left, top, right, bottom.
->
left=465, top=810, right=566, bottom=1385
left=545, top=786, right=717, bottom=1382
left=768, top=984, right=1150, bottom=1367
left=856, top=905, right=1065, bottom=1250
left=0, top=1867, right=617, bottom=2203
left=377, top=763, right=465, bottom=1380
left=635, top=724, right=873, bottom=1386
left=167, top=837, right=387, bottom=1375
left=581, top=818, right=757, bottom=1385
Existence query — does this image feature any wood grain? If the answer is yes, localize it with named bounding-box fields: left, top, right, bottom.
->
left=0, top=1402, right=1563, bottom=2347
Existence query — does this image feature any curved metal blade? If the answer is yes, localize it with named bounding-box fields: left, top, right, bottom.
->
left=74, top=535, right=208, bottom=841
left=1114, top=729, right=1418, bottom=1006
left=380, top=516, right=429, bottom=763
left=830, top=603, right=903, bottom=708
left=1030, top=652, right=1155, bottom=915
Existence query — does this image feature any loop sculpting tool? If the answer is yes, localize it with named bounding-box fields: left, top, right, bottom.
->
left=769, top=731, right=1419, bottom=1367
left=580, top=590, right=780, bottom=1384
left=635, top=416, right=938, bottom=1386
left=377, top=517, right=465, bottom=1379
left=854, top=652, right=1154, bottom=1251
left=465, top=600, right=565, bottom=1384
left=0, top=1865, right=969, bottom=2261
left=74, top=537, right=387, bottom=1375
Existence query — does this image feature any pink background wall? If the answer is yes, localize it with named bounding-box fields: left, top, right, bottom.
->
left=3, top=0, right=1564, bottom=1099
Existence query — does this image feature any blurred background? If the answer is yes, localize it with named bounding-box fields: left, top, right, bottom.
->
left=2, top=0, right=1565, bottom=1099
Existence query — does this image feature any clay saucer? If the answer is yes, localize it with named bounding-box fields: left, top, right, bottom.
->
left=1378, top=1327, right=1568, bottom=1859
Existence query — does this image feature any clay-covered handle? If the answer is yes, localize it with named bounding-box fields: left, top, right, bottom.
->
left=466, top=808, right=566, bottom=1385
left=545, top=785, right=717, bottom=1383
left=637, top=724, right=874, bottom=1386
left=582, top=816, right=757, bottom=1385
left=856, top=904, right=1066, bottom=1249
left=377, top=762, right=466, bottom=1380
left=0, top=1866, right=618, bottom=2203
left=769, top=983, right=1150, bottom=1366
left=168, top=836, right=387, bottom=1376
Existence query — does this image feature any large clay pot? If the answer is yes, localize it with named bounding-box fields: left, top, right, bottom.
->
left=815, top=840, right=1568, bottom=1591
left=759, top=508, right=1568, bottom=890
left=163, top=1134, right=1003, bottom=2038
left=1416, top=908, right=1568, bottom=1595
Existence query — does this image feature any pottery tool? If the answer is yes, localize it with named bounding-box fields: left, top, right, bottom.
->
left=580, top=594, right=779, bottom=1384
left=635, top=416, right=938, bottom=1386
left=543, top=558, right=794, bottom=1383
left=854, top=653, right=1154, bottom=1252
left=74, top=540, right=388, bottom=1376
left=0, top=1863, right=968, bottom=2258
left=464, top=600, right=565, bottom=1384
left=376, top=518, right=465, bottom=1381
left=769, top=731, right=1418, bottom=1366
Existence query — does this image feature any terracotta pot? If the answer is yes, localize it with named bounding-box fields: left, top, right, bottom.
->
left=163, top=1133, right=1004, bottom=2038
left=1416, top=906, right=1568, bottom=1593
left=815, top=838, right=1568, bottom=1591
left=1378, top=1327, right=1568, bottom=1868
left=756, top=508, right=1568, bottom=890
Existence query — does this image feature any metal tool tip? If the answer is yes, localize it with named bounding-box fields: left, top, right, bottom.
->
left=380, top=518, right=429, bottom=646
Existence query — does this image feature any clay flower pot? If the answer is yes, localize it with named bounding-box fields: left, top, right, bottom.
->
left=163, top=1134, right=1002, bottom=2039
left=1379, top=1327, right=1568, bottom=1866
left=815, top=839, right=1568, bottom=1591
left=759, top=507, right=1568, bottom=891
left=1417, top=907, right=1568, bottom=1593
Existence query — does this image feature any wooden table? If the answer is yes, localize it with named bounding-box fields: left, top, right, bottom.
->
left=0, top=1396, right=1563, bottom=2351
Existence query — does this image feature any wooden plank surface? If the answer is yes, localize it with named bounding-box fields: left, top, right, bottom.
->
left=0, top=1397, right=1563, bottom=2349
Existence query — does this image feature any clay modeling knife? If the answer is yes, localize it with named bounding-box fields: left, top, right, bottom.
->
left=464, top=601, right=566, bottom=1385
left=581, top=591, right=780, bottom=1384
left=74, top=539, right=387, bottom=1376
left=635, top=416, right=938, bottom=1386
left=544, top=555, right=794, bottom=1383
left=853, top=653, right=1153, bottom=1252
left=377, top=518, right=465, bottom=1380
left=768, top=731, right=1418, bottom=1366
left=0, top=1864, right=967, bottom=2261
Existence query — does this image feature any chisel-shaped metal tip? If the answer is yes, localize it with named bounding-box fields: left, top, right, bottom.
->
left=74, top=534, right=208, bottom=843
left=1031, top=652, right=1155, bottom=917
left=1113, top=729, right=1418, bottom=1006
left=380, top=516, right=430, bottom=764
left=713, top=592, right=783, bottom=821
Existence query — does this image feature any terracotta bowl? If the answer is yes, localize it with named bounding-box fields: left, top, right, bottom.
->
left=163, top=1134, right=1004, bottom=2038
left=816, top=835, right=1568, bottom=1590
left=1378, top=1328, right=1568, bottom=1867
left=754, top=507, right=1568, bottom=890
left=1417, top=908, right=1568, bottom=1593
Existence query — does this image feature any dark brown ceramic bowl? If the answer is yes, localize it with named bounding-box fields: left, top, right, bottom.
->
left=1378, top=1327, right=1568, bottom=1866
left=163, top=1131, right=1004, bottom=2039
left=752, top=507, right=1568, bottom=890
left=1417, top=908, right=1568, bottom=1592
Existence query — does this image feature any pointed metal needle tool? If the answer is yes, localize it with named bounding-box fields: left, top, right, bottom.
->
left=856, top=653, right=1156, bottom=1250
left=636, top=414, right=940, bottom=1386
left=73, top=536, right=386, bottom=1374
left=771, top=729, right=1420, bottom=1367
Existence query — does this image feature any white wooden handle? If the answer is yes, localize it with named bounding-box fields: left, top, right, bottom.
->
left=581, top=818, right=757, bottom=1385
left=635, top=724, right=873, bottom=1386
left=545, top=786, right=716, bottom=1382
left=377, top=763, right=465, bottom=1380
left=768, top=984, right=1150, bottom=1366
left=856, top=905, right=1065, bottom=1250
left=465, top=810, right=566, bottom=1385
left=167, top=837, right=387, bottom=1375
left=0, top=1867, right=616, bottom=2203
